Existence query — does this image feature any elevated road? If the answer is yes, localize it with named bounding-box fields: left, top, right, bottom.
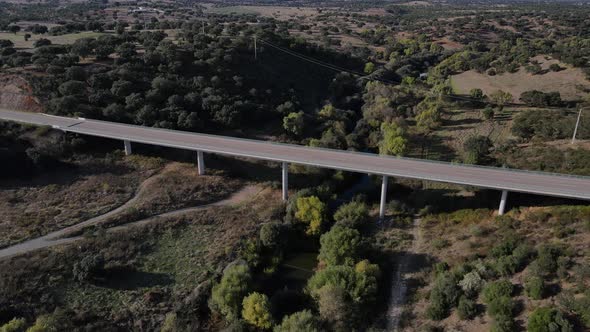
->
left=1, top=109, right=589, bottom=209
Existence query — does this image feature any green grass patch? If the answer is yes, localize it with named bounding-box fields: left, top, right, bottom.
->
left=141, top=225, right=219, bottom=291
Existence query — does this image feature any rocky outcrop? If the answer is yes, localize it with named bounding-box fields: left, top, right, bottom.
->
left=0, top=74, right=43, bottom=112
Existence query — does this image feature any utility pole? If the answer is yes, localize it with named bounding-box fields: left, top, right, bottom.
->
left=572, top=107, right=582, bottom=144
left=201, top=20, right=205, bottom=34
left=254, top=35, right=257, bottom=60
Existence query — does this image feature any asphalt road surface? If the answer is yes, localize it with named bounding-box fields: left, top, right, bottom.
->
left=2, top=109, right=589, bottom=200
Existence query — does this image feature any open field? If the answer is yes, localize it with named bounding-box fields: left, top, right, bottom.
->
left=206, top=5, right=326, bottom=19
left=0, top=31, right=106, bottom=49
left=451, top=56, right=590, bottom=102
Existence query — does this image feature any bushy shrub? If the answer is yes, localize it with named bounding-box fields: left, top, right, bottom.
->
left=72, top=254, right=104, bottom=282
left=458, top=271, right=483, bottom=298
left=531, top=244, right=562, bottom=276
left=527, top=307, right=573, bottom=332
left=210, top=264, right=252, bottom=321
left=525, top=276, right=545, bottom=300
left=482, top=279, right=513, bottom=303
left=26, top=314, right=59, bottom=332
left=491, top=314, right=516, bottom=332
left=512, top=244, right=535, bottom=269
left=426, top=273, right=460, bottom=320
left=434, top=262, right=449, bottom=275
left=333, top=201, right=369, bottom=229
left=457, top=296, right=478, bottom=320
left=493, top=255, right=518, bottom=277
left=274, top=310, right=320, bottom=332
left=490, top=236, right=519, bottom=258
left=260, top=222, right=285, bottom=248
left=487, top=296, right=514, bottom=318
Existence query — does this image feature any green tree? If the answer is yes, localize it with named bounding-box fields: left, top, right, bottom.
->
left=58, top=81, right=86, bottom=96
left=527, top=307, right=573, bottom=332
left=295, top=196, right=326, bottom=236
left=470, top=88, right=485, bottom=100
left=242, top=292, right=273, bottom=329
left=333, top=201, right=369, bottom=229
left=489, top=90, right=513, bottom=109
left=457, top=296, right=477, bottom=320
left=483, top=279, right=513, bottom=303
left=26, top=314, right=58, bottom=332
left=364, top=62, right=375, bottom=74
left=273, top=310, right=320, bottom=332
left=307, top=264, right=378, bottom=319
left=70, top=38, right=96, bottom=58
left=210, top=264, right=252, bottom=321
left=319, top=226, right=362, bottom=266
left=463, top=135, right=493, bottom=165
left=379, top=121, right=407, bottom=156
left=416, top=106, right=442, bottom=133
left=8, top=25, right=21, bottom=34
left=259, top=222, right=284, bottom=248
left=283, top=112, right=305, bottom=136
left=1, top=318, right=27, bottom=332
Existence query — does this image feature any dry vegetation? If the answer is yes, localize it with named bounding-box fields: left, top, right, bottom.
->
left=451, top=56, right=590, bottom=102
left=0, top=153, right=163, bottom=248
left=401, top=206, right=590, bottom=331
left=0, top=187, right=283, bottom=330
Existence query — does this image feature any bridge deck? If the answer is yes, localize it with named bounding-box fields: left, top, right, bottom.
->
left=1, top=109, right=589, bottom=200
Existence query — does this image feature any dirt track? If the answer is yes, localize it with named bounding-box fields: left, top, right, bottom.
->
left=0, top=173, right=261, bottom=260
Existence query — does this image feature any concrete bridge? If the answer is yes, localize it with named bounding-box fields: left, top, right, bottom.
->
left=2, top=109, right=590, bottom=217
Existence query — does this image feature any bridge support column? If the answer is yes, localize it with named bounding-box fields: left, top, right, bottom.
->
left=282, top=162, right=288, bottom=201
left=498, top=190, right=509, bottom=216
left=379, top=175, right=388, bottom=219
left=123, top=140, right=132, bottom=156
left=197, top=151, right=205, bottom=175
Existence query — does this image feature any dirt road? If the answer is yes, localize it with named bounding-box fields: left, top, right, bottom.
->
left=0, top=184, right=261, bottom=260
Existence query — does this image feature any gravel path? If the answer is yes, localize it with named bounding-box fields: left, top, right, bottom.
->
left=0, top=183, right=261, bottom=260
left=386, top=217, right=422, bottom=331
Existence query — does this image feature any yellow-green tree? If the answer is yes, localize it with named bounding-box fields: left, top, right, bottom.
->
left=379, top=121, right=407, bottom=156
left=489, top=90, right=513, bottom=109
left=242, top=292, right=273, bottom=329
left=364, top=62, right=375, bottom=74
left=295, top=196, right=326, bottom=236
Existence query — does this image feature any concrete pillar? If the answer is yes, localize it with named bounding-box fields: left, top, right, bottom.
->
left=123, top=140, right=132, bottom=155
left=379, top=175, right=388, bottom=219
left=282, top=162, right=288, bottom=201
left=197, top=151, right=205, bottom=175
left=498, top=190, right=509, bottom=216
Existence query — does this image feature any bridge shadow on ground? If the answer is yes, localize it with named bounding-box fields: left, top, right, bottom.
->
left=408, top=186, right=589, bottom=214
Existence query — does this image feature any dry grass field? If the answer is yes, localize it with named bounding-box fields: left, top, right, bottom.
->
left=0, top=31, right=106, bottom=49
left=451, top=56, right=590, bottom=102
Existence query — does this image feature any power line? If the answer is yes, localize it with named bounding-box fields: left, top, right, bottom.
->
left=256, top=38, right=496, bottom=104
left=258, top=38, right=401, bottom=85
